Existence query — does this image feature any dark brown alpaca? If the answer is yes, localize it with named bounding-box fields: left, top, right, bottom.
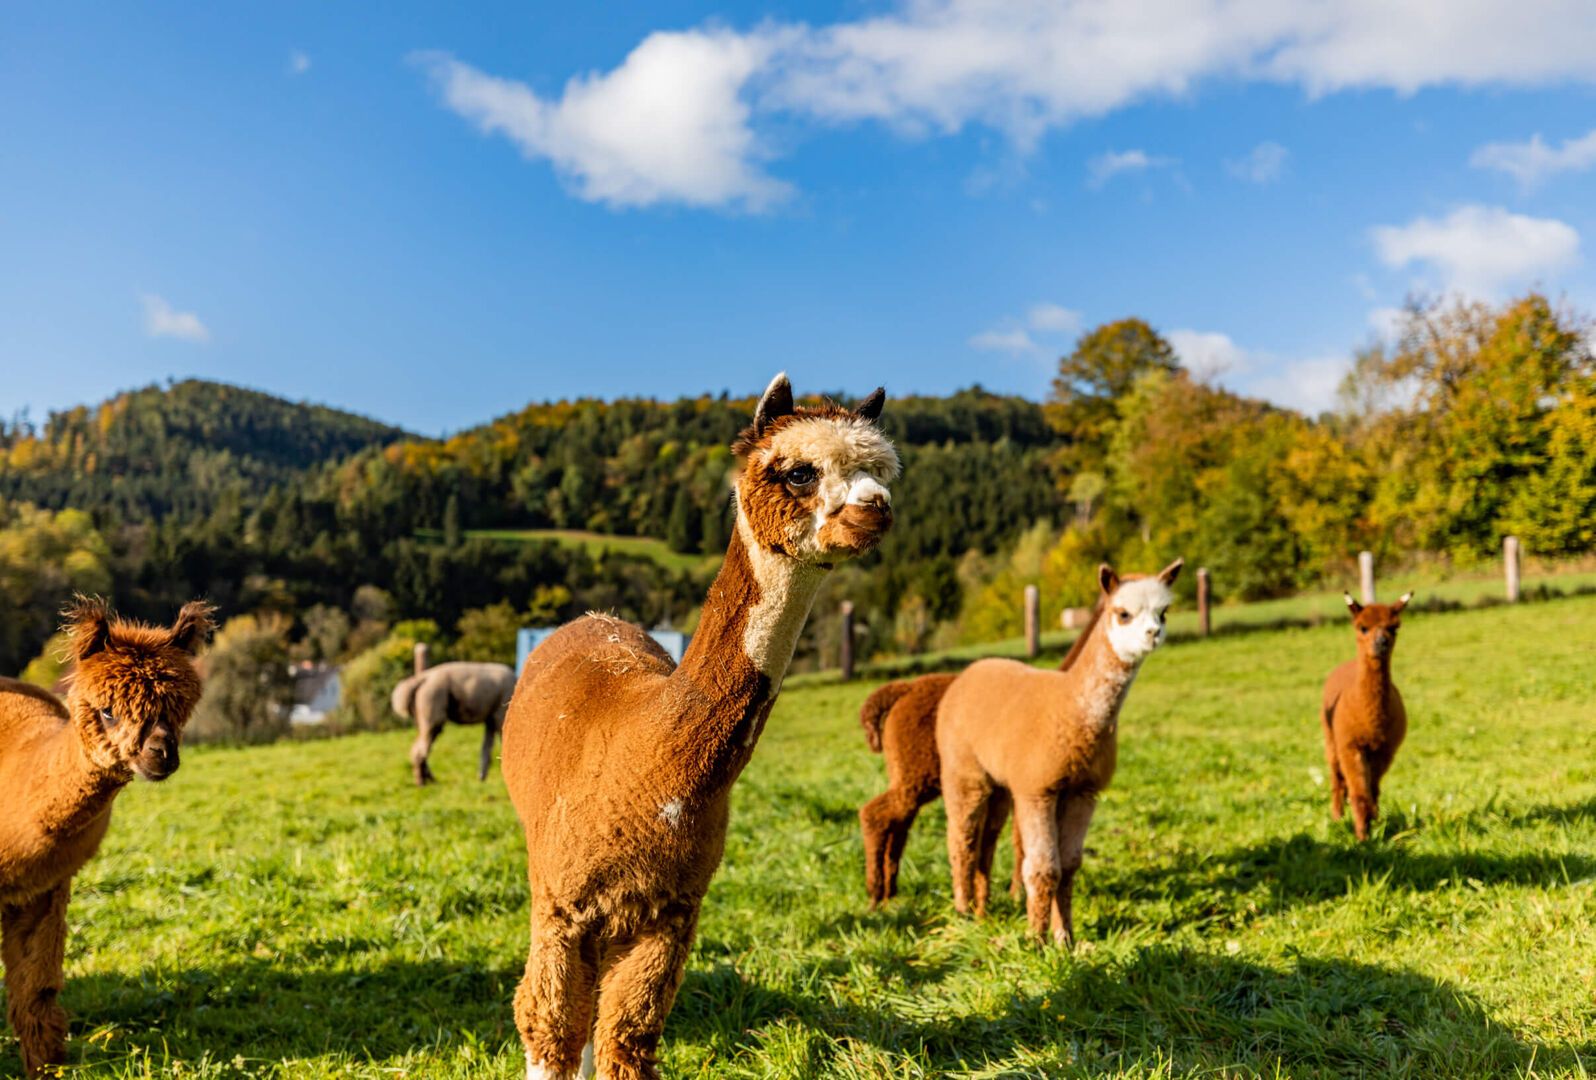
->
left=0, top=598, right=213, bottom=1076
left=857, top=603, right=1103, bottom=908
left=1322, top=591, right=1412, bottom=841
left=501, top=374, right=898, bottom=1080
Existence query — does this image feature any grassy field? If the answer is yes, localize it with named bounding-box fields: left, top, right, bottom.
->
left=6, top=596, right=1594, bottom=1077
left=416, top=527, right=717, bottom=575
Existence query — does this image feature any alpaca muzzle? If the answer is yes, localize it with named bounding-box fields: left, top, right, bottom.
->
left=817, top=501, right=893, bottom=553
left=134, top=731, right=180, bottom=780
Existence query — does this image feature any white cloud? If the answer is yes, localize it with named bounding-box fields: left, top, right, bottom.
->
left=968, top=327, right=1037, bottom=353
left=1172, top=326, right=1347, bottom=414
left=140, top=294, right=210, bottom=343
left=1225, top=141, right=1288, bottom=183
left=423, top=2, right=1596, bottom=210
left=1471, top=128, right=1596, bottom=189
left=1169, top=329, right=1247, bottom=379
left=1367, top=305, right=1408, bottom=339
left=414, top=31, right=792, bottom=211
left=1371, top=204, right=1580, bottom=295
left=289, top=50, right=311, bottom=76
left=1027, top=302, right=1080, bottom=334
left=1087, top=149, right=1173, bottom=188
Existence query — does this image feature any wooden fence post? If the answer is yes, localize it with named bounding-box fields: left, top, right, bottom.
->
left=1197, top=567, right=1211, bottom=637
left=1504, top=536, right=1521, bottom=603
left=839, top=601, right=855, bottom=682
left=1024, top=585, right=1040, bottom=659
left=413, top=642, right=430, bottom=676
left=1358, top=551, right=1376, bottom=604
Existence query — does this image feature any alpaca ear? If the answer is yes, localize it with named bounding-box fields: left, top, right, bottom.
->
left=1392, top=591, right=1413, bottom=613
left=168, top=600, right=217, bottom=655
left=63, top=595, right=113, bottom=660
left=1157, top=558, right=1184, bottom=586
left=1098, top=564, right=1120, bottom=595
left=853, top=387, right=885, bottom=422
left=752, top=372, right=794, bottom=438
left=1344, top=592, right=1363, bottom=616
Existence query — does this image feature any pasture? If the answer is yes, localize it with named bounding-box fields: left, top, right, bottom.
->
left=6, top=595, right=1593, bottom=1078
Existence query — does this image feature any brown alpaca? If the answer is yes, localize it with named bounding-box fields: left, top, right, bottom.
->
left=856, top=614, right=1103, bottom=908
left=937, top=560, right=1182, bottom=946
left=0, top=597, right=213, bottom=1076
left=1322, top=591, right=1412, bottom=841
left=500, top=374, right=898, bottom=1080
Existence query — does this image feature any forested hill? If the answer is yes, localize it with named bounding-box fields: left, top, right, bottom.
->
left=0, top=379, right=411, bottom=520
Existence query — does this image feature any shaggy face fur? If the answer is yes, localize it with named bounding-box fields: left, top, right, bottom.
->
left=1321, top=591, right=1413, bottom=840
left=0, top=596, right=212, bottom=1077
left=501, top=374, right=896, bottom=1080
left=1100, top=566, right=1176, bottom=664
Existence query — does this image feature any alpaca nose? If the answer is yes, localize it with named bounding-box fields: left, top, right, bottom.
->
left=845, top=474, right=891, bottom=509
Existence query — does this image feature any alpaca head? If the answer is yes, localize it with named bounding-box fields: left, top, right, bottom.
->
left=64, top=596, right=215, bottom=780
left=1098, top=559, right=1183, bottom=664
left=1343, top=591, right=1410, bottom=660
left=731, top=373, right=900, bottom=564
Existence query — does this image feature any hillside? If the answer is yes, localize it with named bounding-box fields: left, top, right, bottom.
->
left=17, top=593, right=1595, bottom=1077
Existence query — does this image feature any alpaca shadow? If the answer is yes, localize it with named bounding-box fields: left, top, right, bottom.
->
left=669, top=947, right=1587, bottom=1075
left=0, top=955, right=521, bottom=1076
left=1493, top=795, right=1596, bottom=830
left=1100, top=829, right=1595, bottom=912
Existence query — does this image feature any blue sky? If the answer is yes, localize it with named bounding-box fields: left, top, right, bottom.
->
left=3, top=2, right=1595, bottom=435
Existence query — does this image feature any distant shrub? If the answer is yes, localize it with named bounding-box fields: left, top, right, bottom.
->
left=19, top=631, right=72, bottom=692
left=191, top=614, right=294, bottom=744
left=332, top=619, right=444, bottom=732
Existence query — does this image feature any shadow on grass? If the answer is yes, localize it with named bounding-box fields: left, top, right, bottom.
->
left=671, top=946, right=1590, bottom=1077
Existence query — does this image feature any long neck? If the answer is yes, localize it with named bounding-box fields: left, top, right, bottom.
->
left=671, top=506, right=825, bottom=791
left=1060, top=620, right=1142, bottom=734
left=1354, top=649, right=1393, bottom=700
left=30, top=695, right=129, bottom=840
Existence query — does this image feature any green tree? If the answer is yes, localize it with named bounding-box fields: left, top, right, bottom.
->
left=1049, top=318, right=1179, bottom=468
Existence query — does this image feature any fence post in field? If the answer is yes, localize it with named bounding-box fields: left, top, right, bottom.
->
left=1024, top=585, right=1040, bottom=659
left=1504, top=535, right=1522, bottom=603
left=1197, top=567, right=1212, bottom=637
left=839, top=601, right=855, bottom=682
left=1359, top=551, right=1376, bottom=604
left=413, top=642, right=430, bottom=676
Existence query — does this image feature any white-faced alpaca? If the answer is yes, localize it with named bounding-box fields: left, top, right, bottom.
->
left=501, top=375, right=899, bottom=1080
left=1321, top=592, right=1412, bottom=841
left=936, top=560, right=1181, bottom=946
left=0, top=598, right=212, bottom=1076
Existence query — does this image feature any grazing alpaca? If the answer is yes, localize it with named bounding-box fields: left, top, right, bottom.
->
left=0, top=597, right=213, bottom=1077
left=1322, top=591, right=1412, bottom=841
left=937, top=560, right=1181, bottom=946
left=392, top=661, right=517, bottom=785
left=501, top=374, right=898, bottom=1080
left=856, top=614, right=1104, bottom=909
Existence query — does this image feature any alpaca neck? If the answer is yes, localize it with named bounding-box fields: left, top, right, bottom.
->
left=1355, top=652, right=1394, bottom=702
left=671, top=507, right=825, bottom=788
left=33, top=698, right=130, bottom=839
left=1063, top=626, right=1142, bottom=735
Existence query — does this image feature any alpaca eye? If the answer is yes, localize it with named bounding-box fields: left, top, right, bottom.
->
left=1116, top=610, right=1131, bottom=624
left=784, top=464, right=818, bottom=489
left=99, top=708, right=119, bottom=729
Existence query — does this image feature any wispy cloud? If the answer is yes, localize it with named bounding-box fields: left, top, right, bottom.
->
left=1026, top=303, right=1081, bottom=334
left=140, top=294, right=210, bottom=343
left=1087, top=149, right=1173, bottom=189
left=1171, top=327, right=1347, bottom=415
left=1225, top=141, right=1289, bottom=184
left=1371, top=204, right=1580, bottom=296
left=288, top=50, right=311, bottom=76
left=969, top=301, right=1082, bottom=355
left=968, top=328, right=1038, bottom=354
left=1471, top=128, right=1596, bottom=189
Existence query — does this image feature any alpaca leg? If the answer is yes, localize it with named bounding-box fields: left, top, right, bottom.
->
left=479, top=719, right=500, bottom=782
left=592, top=905, right=697, bottom=1080
left=861, top=787, right=922, bottom=906
left=1013, top=794, right=1060, bottom=940
left=973, top=787, right=1012, bottom=918
left=514, top=910, right=598, bottom=1079
left=410, top=718, right=444, bottom=786
left=1009, top=826, right=1025, bottom=899
left=879, top=794, right=925, bottom=903
left=1340, top=749, right=1376, bottom=841
left=1322, top=711, right=1346, bottom=820
left=942, top=776, right=990, bottom=916
left=3, top=883, right=71, bottom=1077
left=1050, top=794, right=1097, bottom=948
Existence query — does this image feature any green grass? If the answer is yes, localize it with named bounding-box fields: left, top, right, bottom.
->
left=7, top=597, right=1595, bottom=1077
left=416, top=527, right=718, bottom=575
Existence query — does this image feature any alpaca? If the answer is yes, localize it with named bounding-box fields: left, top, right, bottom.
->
left=937, top=560, right=1181, bottom=946
left=0, top=597, right=213, bottom=1076
left=392, top=660, right=517, bottom=785
left=856, top=613, right=1104, bottom=909
left=501, top=374, right=899, bottom=1080
left=1321, top=591, right=1412, bottom=841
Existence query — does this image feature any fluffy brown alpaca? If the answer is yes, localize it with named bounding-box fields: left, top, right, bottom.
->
left=1321, top=591, right=1412, bottom=841
left=501, top=374, right=898, bottom=1080
left=937, top=560, right=1181, bottom=946
left=0, top=597, right=213, bottom=1076
left=855, top=609, right=1107, bottom=909
left=391, top=660, right=517, bottom=785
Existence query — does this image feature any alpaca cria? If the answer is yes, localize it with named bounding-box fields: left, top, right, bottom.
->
left=1322, top=592, right=1412, bottom=841
left=0, top=597, right=213, bottom=1077
left=392, top=661, right=516, bottom=785
left=937, top=560, right=1181, bottom=946
left=857, top=614, right=1103, bottom=908
left=501, top=374, right=899, bottom=1080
